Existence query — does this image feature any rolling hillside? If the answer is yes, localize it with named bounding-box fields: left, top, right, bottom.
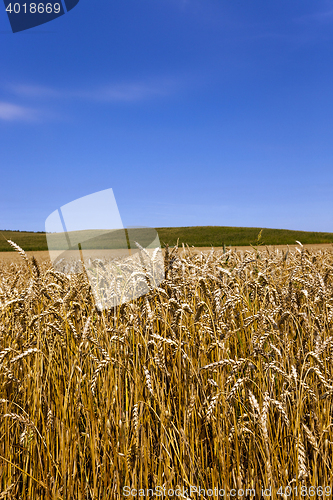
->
left=1, top=226, right=333, bottom=252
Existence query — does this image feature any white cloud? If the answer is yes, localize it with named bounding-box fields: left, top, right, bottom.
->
left=295, top=8, right=333, bottom=24
left=0, top=101, right=37, bottom=121
left=79, top=80, right=176, bottom=102
left=11, top=84, right=62, bottom=98
left=10, top=76, right=182, bottom=103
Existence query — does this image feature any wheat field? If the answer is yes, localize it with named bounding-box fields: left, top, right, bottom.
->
left=0, top=241, right=333, bottom=498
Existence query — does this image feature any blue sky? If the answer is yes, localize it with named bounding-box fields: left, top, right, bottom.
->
left=0, top=0, right=333, bottom=232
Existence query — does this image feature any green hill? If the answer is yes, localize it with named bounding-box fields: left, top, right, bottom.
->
left=156, top=226, right=333, bottom=248
left=0, top=231, right=48, bottom=252
left=1, top=226, right=333, bottom=252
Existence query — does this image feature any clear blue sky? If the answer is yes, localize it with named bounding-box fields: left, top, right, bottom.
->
left=1, top=0, right=333, bottom=232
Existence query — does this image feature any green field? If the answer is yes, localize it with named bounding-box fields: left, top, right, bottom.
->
left=1, top=226, right=333, bottom=252
left=157, top=226, right=333, bottom=248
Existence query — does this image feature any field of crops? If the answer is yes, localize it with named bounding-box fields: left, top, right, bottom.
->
left=1, top=241, right=333, bottom=498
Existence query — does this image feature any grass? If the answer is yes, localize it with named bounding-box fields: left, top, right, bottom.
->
left=157, top=226, right=333, bottom=247
left=0, top=241, right=333, bottom=497
left=1, top=225, right=333, bottom=252
left=0, top=231, right=48, bottom=252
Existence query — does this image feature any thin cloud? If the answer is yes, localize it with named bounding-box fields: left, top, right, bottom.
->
left=79, top=80, right=176, bottom=102
left=11, top=84, right=63, bottom=98
left=0, top=101, right=38, bottom=121
left=10, top=76, right=182, bottom=103
left=295, top=8, right=333, bottom=24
